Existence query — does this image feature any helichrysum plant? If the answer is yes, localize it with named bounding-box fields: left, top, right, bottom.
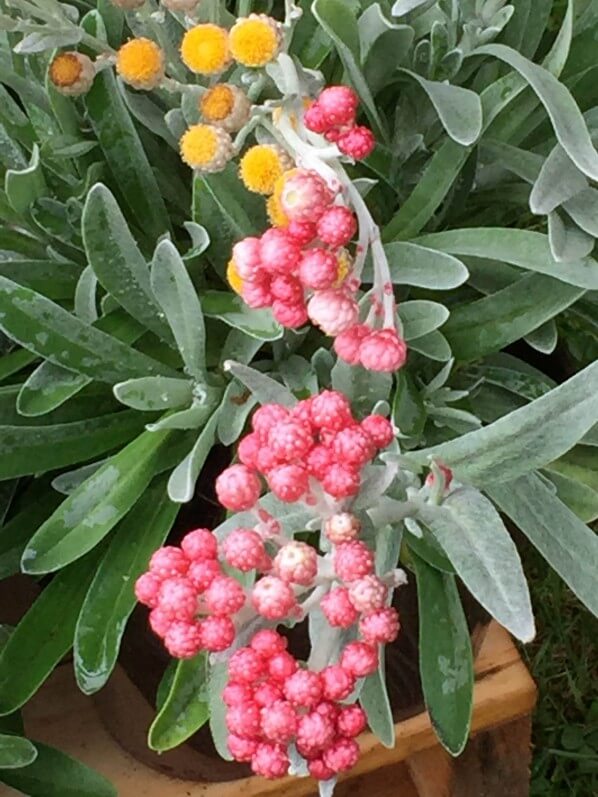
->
left=0, top=0, right=598, bottom=794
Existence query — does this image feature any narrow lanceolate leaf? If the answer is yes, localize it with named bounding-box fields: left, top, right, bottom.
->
left=414, top=228, right=598, bottom=289
left=0, top=259, right=82, bottom=300
left=547, top=212, right=594, bottom=264
left=74, top=477, right=179, bottom=694
left=0, top=277, right=178, bottom=383
left=399, top=70, right=482, bottom=146
left=359, top=662, right=394, bottom=748
left=5, top=144, right=47, bottom=215
left=21, top=429, right=171, bottom=574
left=201, top=292, right=283, bottom=341
left=530, top=144, right=587, bottom=214
left=0, top=734, right=37, bottom=769
left=113, top=376, right=193, bottom=411
left=151, top=239, right=206, bottom=380
left=407, top=362, right=598, bottom=486
left=217, top=380, right=258, bottom=447
left=0, top=554, right=99, bottom=715
left=84, top=68, right=170, bottom=238
left=168, top=410, right=220, bottom=503
left=223, top=361, right=295, bottom=407
left=0, top=411, right=146, bottom=480
left=488, top=474, right=598, bottom=618
left=412, top=553, right=473, bottom=756
left=475, top=44, right=598, bottom=182
left=443, top=273, right=583, bottom=361
left=82, top=184, right=173, bottom=345
left=0, top=742, right=116, bottom=797
left=419, top=489, right=534, bottom=642
left=0, top=488, right=62, bottom=578
left=544, top=470, right=598, bottom=524
left=208, top=660, right=232, bottom=760
left=148, top=653, right=209, bottom=752
left=16, top=310, right=145, bottom=417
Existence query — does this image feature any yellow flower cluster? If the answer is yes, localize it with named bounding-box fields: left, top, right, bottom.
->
left=181, top=14, right=282, bottom=76
left=116, top=38, right=165, bottom=90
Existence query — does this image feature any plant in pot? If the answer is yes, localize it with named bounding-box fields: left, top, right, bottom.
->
left=0, top=0, right=597, bottom=794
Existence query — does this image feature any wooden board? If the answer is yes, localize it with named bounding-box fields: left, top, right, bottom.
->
left=15, top=622, right=536, bottom=797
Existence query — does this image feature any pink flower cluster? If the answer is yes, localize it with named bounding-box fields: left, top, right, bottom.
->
left=215, top=390, right=394, bottom=507
left=232, top=172, right=360, bottom=334
left=322, top=513, right=400, bottom=644
left=334, top=324, right=407, bottom=373
left=134, top=529, right=243, bottom=659
left=229, top=85, right=408, bottom=373
left=304, top=86, right=376, bottom=160
left=224, top=629, right=374, bottom=781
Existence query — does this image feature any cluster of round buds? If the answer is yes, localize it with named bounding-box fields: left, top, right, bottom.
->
left=334, top=324, right=408, bottom=373
left=228, top=168, right=362, bottom=333
left=304, top=86, right=376, bottom=161
left=215, top=391, right=395, bottom=506
left=135, top=529, right=246, bottom=658
left=224, top=629, right=371, bottom=781
left=321, top=515, right=401, bottom=646
left=217, top=527, right=307, bottom=621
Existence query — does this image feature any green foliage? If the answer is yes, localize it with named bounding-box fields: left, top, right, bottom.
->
left=148, top=653, right=209, bottom=752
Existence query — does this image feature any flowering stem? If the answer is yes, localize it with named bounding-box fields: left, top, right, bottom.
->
left=81, top=32, right=115, bottom=55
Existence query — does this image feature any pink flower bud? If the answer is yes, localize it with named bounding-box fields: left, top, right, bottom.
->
left=307, top=289, right=359, bottom=336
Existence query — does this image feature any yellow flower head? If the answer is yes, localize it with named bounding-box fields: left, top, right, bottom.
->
left=179, top=124, right=233, bottom=172
left=116, top=38, right=165, bottom=91
left=180, top=24, right=231, bottom=75
left=200, top=83, right=251, bottom=133
left=229, top=14, right=282, bottom=68
left=49, top=52, right=95, bottom=96
left=239, top=145, right=293, bottom=195
left=227, top=259, right=244, bottom=295
left=266, top=194, right=288, bottom=227
left=266, top=168, right=298, bottom=226
left=336, top=248, right=353, bottom=286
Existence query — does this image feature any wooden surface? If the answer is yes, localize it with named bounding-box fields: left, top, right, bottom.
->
left=15, top=621, right=536, bottom=797
left=407, top=717, right=533, bottom=797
